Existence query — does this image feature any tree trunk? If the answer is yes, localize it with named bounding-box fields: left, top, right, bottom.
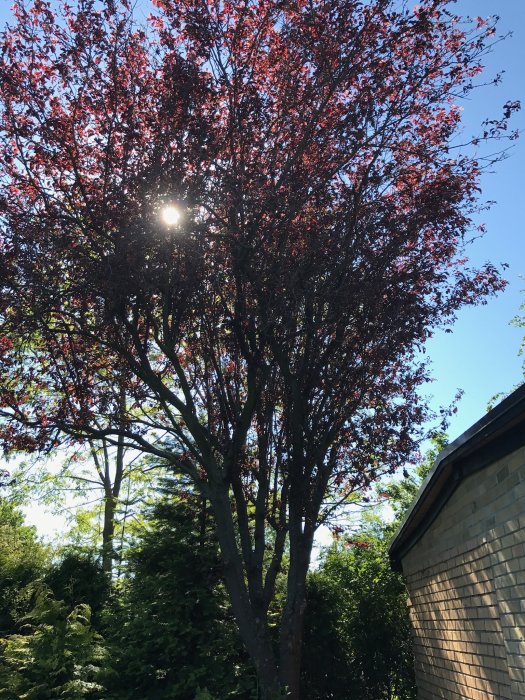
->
left=208, top=482, right=285, bottom=700
left=279, top=601, right=305, bottom=699
left=101, top=492, right=116, bottom=575
left=279, top=531, right=313, bottom=699
left=98, top=433, right=124, bottom=578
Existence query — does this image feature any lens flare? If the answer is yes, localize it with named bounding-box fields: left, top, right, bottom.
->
left=161, top=205, right=181, bottom=226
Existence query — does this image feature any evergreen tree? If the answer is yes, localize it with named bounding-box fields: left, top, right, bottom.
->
left=44, top=552, right=110, bottom=626
left=108, top=493, right=256, bottom=700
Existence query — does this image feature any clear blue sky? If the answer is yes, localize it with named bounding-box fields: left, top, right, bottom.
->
left=0, top=0, right=523, bottom=445
left=422, top=0, right=525, bottom=440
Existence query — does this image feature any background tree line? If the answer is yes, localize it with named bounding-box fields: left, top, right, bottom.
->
left=0, top=439, right=445, bottom=699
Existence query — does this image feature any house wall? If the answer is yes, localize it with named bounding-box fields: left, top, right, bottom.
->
left=402, top=444, right=525, bottom=700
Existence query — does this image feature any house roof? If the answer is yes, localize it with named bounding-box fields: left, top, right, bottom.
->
left=389, top=383, right=525, bottom=572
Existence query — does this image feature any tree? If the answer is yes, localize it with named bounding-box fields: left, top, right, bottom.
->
left=301, top=435, right=450, bottom=699
left=2, top=385, right=161, bottom=579
left=378, top=431, right=448, bottom=519
left=108, top=490, right=257, bottom=699
left=0, top=1, right=519, bottom=696
left=16, top=436, right=163, bottom=578
left=71, top=429, right=138, bottom=577
left=302, top=536, right=416, bottom=700
left=0, top=501, right=49, bottom=637
left=44, top=551, right=110, bottom=625
left=0, top=512, right=109, bottom=699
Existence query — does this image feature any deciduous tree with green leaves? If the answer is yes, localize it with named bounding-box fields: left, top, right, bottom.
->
left=303, top=534, right=416, bottom=700
left=0, top=501, right=49, bottom=637
left=301, top=434, right=450, bottom=699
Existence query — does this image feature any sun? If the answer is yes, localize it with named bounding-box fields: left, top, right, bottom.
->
left=161, top=205, right=182, bottom=227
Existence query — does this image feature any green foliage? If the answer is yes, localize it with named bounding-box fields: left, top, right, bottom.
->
left=5, top=446, right=163, bottom=577
left=44, top=552, right=110, bottom=624
left=3, top=444, right=447, bottom=700
left=107, top=494, right=256, bottom=700
left=0, top=501, right=49, bottom=636
left=378, top=432, right=448, bottom=520
left=0, top=587, right=107, bottom=699
left=302, top=536, right=416, bottom=700
left=301, top=438, right=451, bottom=699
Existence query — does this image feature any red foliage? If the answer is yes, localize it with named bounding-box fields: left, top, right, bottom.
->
left=0, top=0, right=519, bottom=694
left=345, top=540, right=370, bottom=550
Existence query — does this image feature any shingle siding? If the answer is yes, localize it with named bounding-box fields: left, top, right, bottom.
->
left=402, top=445, right=525, bottom=699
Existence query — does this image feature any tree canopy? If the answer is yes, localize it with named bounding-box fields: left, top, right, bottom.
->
left=0, top=0, right=519, bottom=696
left=0, top=501, right=49, bottom=637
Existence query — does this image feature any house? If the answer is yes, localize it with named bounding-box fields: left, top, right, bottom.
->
left=389, top=384, right=525, bottom=700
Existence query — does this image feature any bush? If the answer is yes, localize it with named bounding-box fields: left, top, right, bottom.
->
left=0, top=586, right=107, bottom=699
left=44, top=551, right=110, bottom=624
left=302, top=534, right=416, bottom=700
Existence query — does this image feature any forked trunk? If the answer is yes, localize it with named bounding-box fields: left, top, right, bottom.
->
left=101, top=431, right=125, bottom=578
left=209, top=484, right=286, bottom=699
